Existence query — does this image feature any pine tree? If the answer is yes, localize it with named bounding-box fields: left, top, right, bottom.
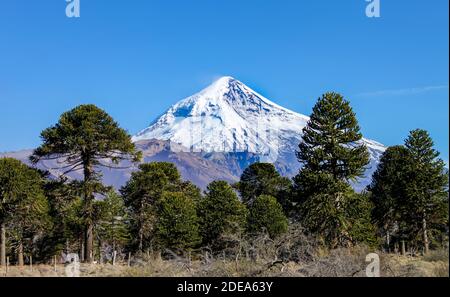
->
left=368, top=146, right=411, bottom=250
left=154, top=192, right=200, bottom=251
left=297, top=92, right=369, bottom=181
left=41, top=179, right=84, bottom=259
left=121, top=162, right=183, bottom=252
left=293, top=92, right=370, bottom=247
left=31, top=104, right=141, bottom=263
left=247, top=195, right=288, bottom=238
left=369, top=131, right=448, bottom=253
left=95, top=190, right=130, bottom=256
left=0, top=158, right=49, bottom=266
left=8, top=187, right=52, bottom=265
left=403, top=129, right=448, bottom=253
left=198, top=181, right=248, bottom=249
left=237, top=163, right=292, bottom=211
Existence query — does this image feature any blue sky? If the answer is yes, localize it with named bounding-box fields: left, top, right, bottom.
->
left=0, top=0, right=448, bottom=162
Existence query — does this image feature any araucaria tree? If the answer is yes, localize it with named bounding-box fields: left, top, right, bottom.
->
left=368, top=145, right=412, bottom=251
left=404, top=129, right=448, bottom=254
left=121, top=162, right=201, bottom=252
left=154, top=192, right=200, bottom=251
left=0, top=158, right=49, bottom=266
left=237, top=163, right=292, bottom=212
left=30, top=104, right=141, bottom=263
left=198, top=181, right=248, bottom=249
left=370, top=131, right=448, bottom=254
left=294, top=92, right=370, bottom=247
left=247, top=195, right=288, bottom=238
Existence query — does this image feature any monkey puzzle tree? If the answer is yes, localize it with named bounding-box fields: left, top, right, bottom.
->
left=0, top=158, right=48, bottom=266
left=296, top=92, right=369, bottom=181
left=368, top=145, right=411, bottom=250
left=237, top=163, right=292, bottom=210
left=293, top=92, right=370, bottom=247
left=403, top=129, right=448, bottom=254
left=121, top=162, right=183, bottom=252
left=154, top=192, right=200, bottom=251
left=95, top=190, right=130, bottom=255
left=198, top=181, right=248, bottom=249
left=31, top=104, right=141, bottom=263
left=247, top=195, right=288, bottom=238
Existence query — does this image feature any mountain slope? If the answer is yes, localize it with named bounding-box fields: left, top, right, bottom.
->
left=133, top=76, right=386, bottom=190
left=2, top=77, right=386, bottom=191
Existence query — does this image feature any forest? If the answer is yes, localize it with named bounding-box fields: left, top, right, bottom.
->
left=0, top=92, right=448, bottom=277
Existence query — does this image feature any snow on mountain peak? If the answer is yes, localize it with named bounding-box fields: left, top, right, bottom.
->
left=133, top=76, right=310, bottom=159
left=132, top=76, right=385, bottom=179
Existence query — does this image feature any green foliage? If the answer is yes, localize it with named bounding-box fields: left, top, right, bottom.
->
left=155, top=192, right=200, bottom=251
left=368, top=146, right=411, bottom=246
left=31, top=104, right=141, bottom=174
left=370, top=130, right=448, bottom=251
left=247, top=195, right=288, bottom=238
left=293, top=93, right=371, bottom=248
left=31, top=104, right=140, bottom=262
left=198, top=181, right=248, bottom=248
left=237, top=163, right=292, bottom=212
left=0, top=158, right=52, bottom=263
left=121, top=162, right=201, bottom=252
left=38, top=179, right=84, bottom=256
left=343, top=192, right=379, bottom=248
left=403, top=130, right=448, bottom=245
left=95, top=190, right=130, bottom=251
left=295, top=171, right=354, bottom=247
left=296, top=92, right=369, bottom=181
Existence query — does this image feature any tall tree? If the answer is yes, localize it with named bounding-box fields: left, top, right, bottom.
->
left=95, top=190, right=130, bottom=256
left=8, top=187, right=51, bottom=266
left=155, top=192, right=200, bottom=251
left=368, top=146, right=411, bottom=250
left=403, top=129, right=448, bottom=254
left=297, top=92, right=369, bottom=181
left=30, top=104, right=141, bottom=263
left=293, top=92, right=370, bottom=247
left=0, top=158, right=48, bottom=266
left=120, top=162, right=195, bottom=252
left=198, top=181, right=248, bottom=249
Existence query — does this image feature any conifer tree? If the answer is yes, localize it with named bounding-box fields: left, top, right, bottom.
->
left=247, top=195, right=288, bottom=238
left=0, top=158, right=49, bottom=266
left=368, top=146, right=411, bottom=250
left=293, top=93, right=370, bottom=247
left=237, top=163, right=292, bottom=210
left=297, top=92, right=369, bottom=181
left=95, top=190, right=130, bottom=255
left=198, top=181, right=248, bottom=249
left=121, top=162, right=183, bottom=252
left=403, top=129, right=448, bottom=253
left=155, top=192, right=200, bottom=251
left=31, top=104, right=141, bottom=263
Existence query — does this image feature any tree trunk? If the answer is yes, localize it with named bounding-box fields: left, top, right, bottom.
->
left=85, top=223, right=94, bottom=263
left=0, top=222, right=6, bottom=266
left=422, top=213, right=429, bottom=254
left=401, top=240, right=406, bottom=256
left=18, top=241, right=24, bottom=267
left=386, top=231, right=390, bottom=253
left=83, top=160, right=95, bottom=264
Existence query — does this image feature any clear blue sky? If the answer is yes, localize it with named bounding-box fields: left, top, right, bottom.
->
left=0, top=0, right=448, bottom=163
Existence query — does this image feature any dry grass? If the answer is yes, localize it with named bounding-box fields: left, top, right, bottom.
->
left=1, top=249, right=447, bottom=277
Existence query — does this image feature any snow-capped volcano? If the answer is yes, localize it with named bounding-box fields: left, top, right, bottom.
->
left=2, top=77, right=386, bottom=191
left=133, top=76, right=309, bottom=158
left=133, top=76, right=386, bottom=190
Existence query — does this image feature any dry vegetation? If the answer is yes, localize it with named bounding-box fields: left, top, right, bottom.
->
left=1, top=250, right=448, bottom=277
left=2, top=229, right=448, bottom=277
